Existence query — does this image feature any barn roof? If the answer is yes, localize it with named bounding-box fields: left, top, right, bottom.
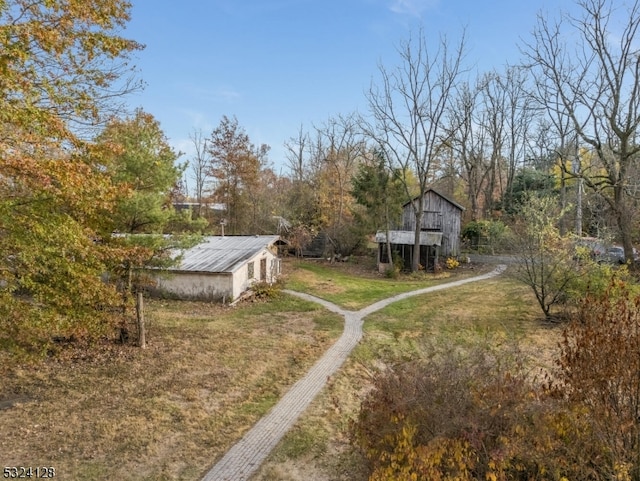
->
left=403, top=188, right=465, bottom=211
left=170, top=235, right=280, bottom=274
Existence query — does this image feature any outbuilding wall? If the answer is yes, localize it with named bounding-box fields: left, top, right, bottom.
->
left=230, top=248, right=280, bottom=300
left=154, top=272, right=233, bottom=302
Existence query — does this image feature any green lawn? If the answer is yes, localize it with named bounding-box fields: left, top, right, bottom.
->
left=355, top=274, right=553, bottom=365
left=283, top=259, right=495, bottom=310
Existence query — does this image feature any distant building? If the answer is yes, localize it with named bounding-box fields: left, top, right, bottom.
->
left=152, top=235, right=282, bottom=302
left=172, top=202, right=226, bottom=213
left=376, top=189, right=464, bottom=271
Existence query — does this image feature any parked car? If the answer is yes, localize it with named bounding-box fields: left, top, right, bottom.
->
left=600, top=245, right=639, bottom=264
left=574, top=238, right=639, bottom=264
left=602, top=246, right=626, bottom=264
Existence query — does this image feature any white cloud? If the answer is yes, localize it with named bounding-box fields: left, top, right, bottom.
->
left=180, top=109, right=213, bottom=131
left=210, top=87, right=242, bottom=103
left=389, top=0, right=439, bottom=17
left=181, top=82, right=242, bottom=104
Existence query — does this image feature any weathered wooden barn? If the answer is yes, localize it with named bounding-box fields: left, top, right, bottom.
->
left=376, top=189, right=464, bottom=271
left=152, top=235, right=282, bottom=302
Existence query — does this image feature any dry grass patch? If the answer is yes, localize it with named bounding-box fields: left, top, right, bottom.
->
left=0, top=296, right=342, bottom=481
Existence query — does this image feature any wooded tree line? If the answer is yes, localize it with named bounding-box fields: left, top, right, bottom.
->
left=187, top=0, right=640, bottom=271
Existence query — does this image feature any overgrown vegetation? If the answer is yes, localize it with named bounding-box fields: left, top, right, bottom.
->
left=462, top=220, right=510, bottom=254
left=509, top=194, right=634, bottom=321
left=251, top=279, right=286, bottom=300
left=353, top=344, right=543, bottom=480
left=350, top=278, right=640, bottom=480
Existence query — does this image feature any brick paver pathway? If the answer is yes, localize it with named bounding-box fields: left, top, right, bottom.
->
left=200, top=265, right=506, bottom=481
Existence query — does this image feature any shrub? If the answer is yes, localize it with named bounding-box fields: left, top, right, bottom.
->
left=552, top=279, right=640, bottom=480
left=351, top=344, right=548, bottom=480
left=509, top=196, right=588, bottom=320
left=462, top=220, right=510, bottom=253
left=565, top=259, right=633, bottom=302
left=392, top=252, right=404, bottom=272
left=384, top=266, right=400, bottom=279
left=351, top=340, right=614, bottom=480
left=445, top=257, right=460, bottom=270
left=251, top=279, right=285, bottom=300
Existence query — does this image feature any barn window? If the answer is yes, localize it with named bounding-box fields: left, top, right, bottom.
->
left=422, top=211, right=442, bottom=231
left=247, top=261, right=254, bottom=279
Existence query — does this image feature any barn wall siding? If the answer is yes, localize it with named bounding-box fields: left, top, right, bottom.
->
left=400, top=190, right=463, bottom=258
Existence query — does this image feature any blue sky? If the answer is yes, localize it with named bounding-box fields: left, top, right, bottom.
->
left=124, top=0, right=576, bottom=184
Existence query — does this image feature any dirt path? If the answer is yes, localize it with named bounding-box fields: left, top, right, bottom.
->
left=200, top=264, right=506, bottom=481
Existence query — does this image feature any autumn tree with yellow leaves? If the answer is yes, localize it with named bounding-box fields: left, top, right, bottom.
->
left=0, top=0, right=144, bottom=354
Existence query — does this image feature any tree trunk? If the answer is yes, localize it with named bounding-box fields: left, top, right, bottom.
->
left=468, top=175, right=479, bottom=221
left=136, top=290, right=146, bottom=349
left=559, top=168, right=567, bottom=236
left=614, top=191, right=635, bottom=265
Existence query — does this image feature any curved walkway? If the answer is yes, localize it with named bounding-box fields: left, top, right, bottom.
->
left=201, top=264, right=506, bottom=481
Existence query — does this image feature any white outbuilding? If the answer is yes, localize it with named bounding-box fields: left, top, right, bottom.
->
left=153, top=235, right=282, bottom=303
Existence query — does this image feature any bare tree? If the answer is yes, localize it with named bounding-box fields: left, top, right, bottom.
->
left=523, top=0, right=640, bottom=262
left=495, top=67, right=535, bottom=211
left=315, top=114, right=365, bottom=241
left=364, top=28, right=467, bottom=271
left=448, top=78, right=490, bottom=221
left=448, top=67, right=536, bottom=220
left=529, top=79, right=578, bottom=236
left=284, top=124, right=309, bottom=183
left=189, top=129, right=210, bottom=217
left=283, top=125, right=322, bottom=229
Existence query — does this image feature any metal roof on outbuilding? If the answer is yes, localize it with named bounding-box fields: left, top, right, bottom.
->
left=169, top=235, right=280, bottom=274
left=375, top=230, right=443, bottom=246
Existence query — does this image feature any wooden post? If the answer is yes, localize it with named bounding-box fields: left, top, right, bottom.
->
left=136, top=290, right=146, bottom=349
